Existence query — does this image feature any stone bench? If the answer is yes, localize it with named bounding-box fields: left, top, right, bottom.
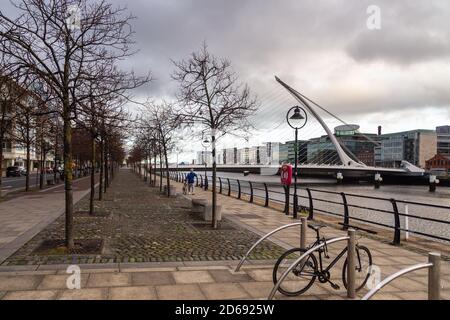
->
left=192, top=199, right=208, bottom=213
left=163, top=185, right=177, bottom=197
left=191, top=199, right=222, bottom=222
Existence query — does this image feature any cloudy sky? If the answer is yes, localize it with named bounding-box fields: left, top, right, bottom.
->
left=114, top=1, right=449, bottom=132
left=5, top=0, right=450, bottom=160
left=116, top=0, right=450, bottom=158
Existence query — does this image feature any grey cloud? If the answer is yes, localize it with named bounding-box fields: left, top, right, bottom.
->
left=346, top=1, right=450, bottom=65
left=346, top=27, right=450, bottom=65
left=2, top=0, right=450, bottom=129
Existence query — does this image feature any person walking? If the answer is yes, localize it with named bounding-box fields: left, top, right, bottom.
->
left=186, top=168, right=197, bottom=195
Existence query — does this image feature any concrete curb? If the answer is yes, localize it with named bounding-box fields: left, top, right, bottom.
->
left=0, top=259, right=275, bottom=274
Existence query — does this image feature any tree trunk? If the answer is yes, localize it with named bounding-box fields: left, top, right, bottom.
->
left=211, top=128, right=218, bottom=229
left=39, top=140, right=44, bottom=189
left=159, top=150, right=163, bottom=192
left=111, top=160, right=114, bottom=180
left=99, top=139, right=104, bottom=201
left=25, top=117, right=31, bottom=191
left=63, top=99, right=74, bottom=250
left=104, top=141, right=108, bottom=193
left=25, top=141, right=31, bottom=192
left=89, top=136, right=96, bottom=215
left=148, top=152, right=152, bottom=186
left=164, top=145, right=170, bottom=197
left=153, top=155, right=157, bottom=187
left=0, top=138, right=3, bottom=196
left=35, top=161, right=39, bottom=187
left=53, top=128, right=58, bottom=183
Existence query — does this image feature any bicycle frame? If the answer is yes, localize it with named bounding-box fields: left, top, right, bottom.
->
left=318, top=245, right=347, bottom=275
left=308, top=238, right=363, bottom=276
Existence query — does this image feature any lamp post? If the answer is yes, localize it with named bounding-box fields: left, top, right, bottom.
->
left=201, top=133, right=211, bottom=190
left=286, top=106, right=307, bottom=219
left=175, top=147, right=183, bottom=169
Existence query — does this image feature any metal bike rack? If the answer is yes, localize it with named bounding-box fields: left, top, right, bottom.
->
left=362, top=252, right=441, bottom=300
left=235, top=222, right=304, bottom=272
left=268, top=230, right=356, bottom=300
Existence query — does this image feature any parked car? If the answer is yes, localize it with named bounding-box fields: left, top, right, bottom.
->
left=19, top=167, right=27, bottom=176
left=6, top=166, right=23, bottom=177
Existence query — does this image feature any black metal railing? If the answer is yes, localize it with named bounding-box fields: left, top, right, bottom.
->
left=161, top=169, right=450, bottom=245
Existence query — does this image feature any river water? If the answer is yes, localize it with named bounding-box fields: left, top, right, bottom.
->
left=185, top=171, right=450, bottom=243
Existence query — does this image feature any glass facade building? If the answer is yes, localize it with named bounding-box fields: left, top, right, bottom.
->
left=374, top=130, right=437, bottom=168
left=437, top=125, right=450, bottom=157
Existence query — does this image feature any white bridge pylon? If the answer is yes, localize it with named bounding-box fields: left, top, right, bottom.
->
left=275, top=76, right=366, bottom=168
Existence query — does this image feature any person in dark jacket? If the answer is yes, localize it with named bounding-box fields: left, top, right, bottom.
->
left=186, top=168, right=197, bottom=195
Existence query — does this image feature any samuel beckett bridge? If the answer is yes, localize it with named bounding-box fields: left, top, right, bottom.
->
left=161, top=77, right=450, bottom=246
left=174, top=76, right=426, bottom=182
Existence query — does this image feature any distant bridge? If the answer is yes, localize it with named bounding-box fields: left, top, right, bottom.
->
left=167, top=76, right=426, bottom=181
left=169, top=162, right=426, bottom=181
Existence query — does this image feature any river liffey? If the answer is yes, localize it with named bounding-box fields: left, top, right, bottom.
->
left=186, top=171, right=450, bottom=243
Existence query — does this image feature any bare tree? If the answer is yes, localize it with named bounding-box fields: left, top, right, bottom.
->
left=0, top=0, right=149, bottom=248
left=77, top=80, right=130, bottom=215
left=129, top=143, right=144, bottom=175
left=0, top=76, right=17, bottom=191
left=172, top=43, right=258, bottom=228
left=13, top=84, right=45, bottom=191
left=0, top=67, right=30, bottom=193
left=137, top=102, right=180, bottom=197
left=133, top=129, right=158, bottom=187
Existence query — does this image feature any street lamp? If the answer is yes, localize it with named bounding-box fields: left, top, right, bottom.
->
left=176, top=147, right=182, bottom=169
left=201, top=134, right=211, bottom=190
left=286, top=106, right=307, bottom=219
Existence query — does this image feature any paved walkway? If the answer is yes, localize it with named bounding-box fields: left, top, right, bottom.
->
left=0, top=170, right=448, bottom=300
left=169, top=178, right=450, bottom=300
left=2, top=170, right=283, bottom=265
left=0, top=176, right=98, bottom=264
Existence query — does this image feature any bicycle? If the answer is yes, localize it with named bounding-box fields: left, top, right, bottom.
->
left=272, top=224, right=373, bottom=296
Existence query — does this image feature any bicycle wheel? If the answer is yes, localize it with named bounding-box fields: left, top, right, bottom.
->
left=342, top=245, right=373, bottom=291
left=272, top=248, right=318, bottom=296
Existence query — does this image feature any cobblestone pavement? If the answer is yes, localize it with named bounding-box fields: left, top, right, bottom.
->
left=0, top=176, right=98, bottom=264
left=0, top=169, right=449, bottom=300
left=2, top=169, right=284, bottom=265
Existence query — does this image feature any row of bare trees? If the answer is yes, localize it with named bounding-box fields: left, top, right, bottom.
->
left=0, top=0, right=149, bottom=249
left=131, top=43, right=258, bottom=229
left=129, top=102, right=180, bottom=197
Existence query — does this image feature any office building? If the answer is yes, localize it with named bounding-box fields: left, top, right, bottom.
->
left=195, top=151, right=212, bottom=166
left=249, top=146, right=267, bottom=165
left=265, top=142, right=281, bottom=165
left=306, top=125, right=377, bottom=165
left=375, top=129, right=437, bottom=168
left=237, top=147, right=250, bottom=165
left=223, top=148, right=237, bottom=165
left=436, top=125, right=450, bottom=157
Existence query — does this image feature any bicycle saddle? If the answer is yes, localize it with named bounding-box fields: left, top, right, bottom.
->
left=308, top=224, right=327, bottom=232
